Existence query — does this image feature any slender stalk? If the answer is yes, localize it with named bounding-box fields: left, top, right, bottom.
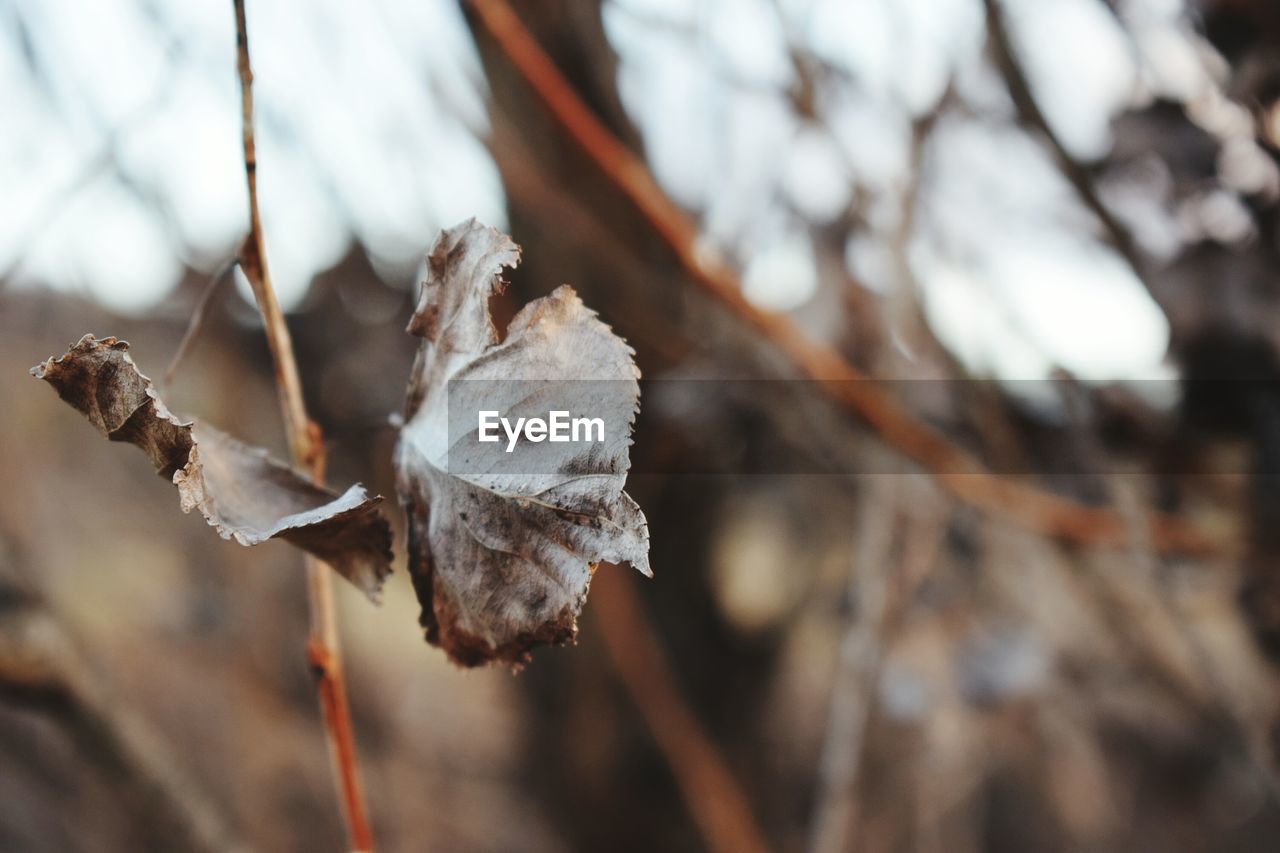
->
left=981, top=0, right=1143, bottom=278
left=808, top=478, right=951, bottom=853
left=808, top=479, right=900, bottom=853
left=231, top=2, right=374, bottom=849
left=465, top=0, right=1230, bottom=557
left=591, top=570, right=771, bottom=853
left=164, top=258, right=235, bottom=385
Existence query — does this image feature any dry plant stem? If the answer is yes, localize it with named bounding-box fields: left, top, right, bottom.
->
left=809, top=478, right=951, bottom=853
left=1112, top=480, right=1280, bottom=799
left=164, top=258, right=236, bottom=385
left=809, top=478, right=901, bottom=853
left=466, top=0, right=1231, bottom=557
left=232, top=2, right=374, bottom=849
left=982, top=0, right=1144, bottom=278
left=591, top=569, right=771, bottom=853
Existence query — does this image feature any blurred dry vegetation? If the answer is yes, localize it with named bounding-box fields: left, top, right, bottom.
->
left=7, top=0, right=1280, bottom=851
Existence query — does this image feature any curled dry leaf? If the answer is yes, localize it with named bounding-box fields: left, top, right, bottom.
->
left=31, top=335, right=392, bottom=599
left=396, top=219, right=651, bottom=667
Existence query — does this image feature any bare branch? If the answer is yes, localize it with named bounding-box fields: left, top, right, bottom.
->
left=591, top=569, right=771, bottom=853
left=982, top=0, right=1146, bottom=279
left=231, top=2, right=374, bottom=849
left=465, top=0, right=1233, bottom=557
left=163, top=257, right=236, bottom=386
left=809, top=477, right=951, bottom=853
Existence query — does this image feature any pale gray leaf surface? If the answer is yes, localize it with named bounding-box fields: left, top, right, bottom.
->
left=31, top=335, right=392, bottom=599
left=397, top=219, right=650, bottom=667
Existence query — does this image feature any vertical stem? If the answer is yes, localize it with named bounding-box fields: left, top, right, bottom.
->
left=808, top=479, right=900, bottom=853
left=231, top=2, right=374, bottom=849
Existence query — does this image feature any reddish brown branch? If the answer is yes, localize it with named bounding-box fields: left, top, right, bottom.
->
left=591, top=570, right=771, bottom=853
left=232, top=2, right=374, bottom=849
left=466, top=0, right=1234, bottom=558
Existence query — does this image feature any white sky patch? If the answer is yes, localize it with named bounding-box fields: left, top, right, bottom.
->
left=743, top=233, right=818, bottom=311
left=782, top=126, right=851, bottom=223
left=78, top=185, right=183, bottom=316
left=705, top=0, right=793, bottom=88
left=421, top=119, right=510, bottom=237
left=704, top=91, right=795, bottom=243
left=2, top=0, right=506, bottom=314
left=0, top=0, right=1208, bottom=383
left=18, top=177, right=181, bottom=317
left=610, top=0, right=699, bottom=27
left=1003, top=0, right=1138, bottom=160
left=824, top=94, right=911, bottom=196
left=254, top=133, right=352, bottom=309
left=921, top=116, right=1170, bottom=380
left=1121, top=0, right=1216, bottom=102
left=845, top=235, right=894, bottom=296
left=117, top=70, right=245, bottom=266
left=921, top=262, right=1055, bottom=379
left=29, top=0, right=169, bottom=131
left=0, top=113, right=89, bottom=270
left=882, top=0, right=985, bottom=114
left=805, top=0, right=893, bottom=99
left=799, top=0, right=982, bottom=114
left=927, top=119, right=1083, bottom=241
left=985, top=238, right=1170, bottom=380
left=608, top=9, right=717, bottom=211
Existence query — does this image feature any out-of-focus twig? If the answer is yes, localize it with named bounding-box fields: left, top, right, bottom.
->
left=884, top=86, right=964, bottom=377
left=808, top=478, right=900, bottom=853
left=465, top=0, right=1232, bottom=557
left=0, top=587, right=239, bottom=852
left=163, top=258, right=236, bottom=386
left=1111, top=478, right=1280, bottom=799
left=591, top=569, right=771, bottom=853
left=231, top=2, right=374, bottom=849
left=809, top=477, right=951, bottom=853
left=982, top=0, right=1144, bottom=278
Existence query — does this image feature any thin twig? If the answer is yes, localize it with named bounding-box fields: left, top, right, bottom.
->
left=231, top=2, right=374, bottom=849
left=982, top=0, right=1144, bottom=278
left=809, top=477, right=952, bottom=853
left=884, top=85, right=963, bottom=377
left=466, top=0, right=1231, bottom=557
left=808, top=477, right=900, bottom=853
left=1111, top=478, right=1280, bottom=800
left=591, top=568, right=771, bottom=853
left=163, top=258, right=236, bottom=386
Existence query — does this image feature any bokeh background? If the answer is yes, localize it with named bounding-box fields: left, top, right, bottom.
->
left=6, top=0, right=1280, bottom=850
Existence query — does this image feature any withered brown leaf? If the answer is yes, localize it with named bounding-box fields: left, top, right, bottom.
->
left=31, top=335, right=392, bottom=599
left=396, top=219, right=650, bottom=667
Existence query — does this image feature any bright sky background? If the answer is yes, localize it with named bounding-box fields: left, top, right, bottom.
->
left=0, top=0, right=1259, bottom=381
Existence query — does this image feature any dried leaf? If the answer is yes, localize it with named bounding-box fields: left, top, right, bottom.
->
left=396, top=220, right=650, bottom=666
left=31, top=335, right=392, bottom=599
